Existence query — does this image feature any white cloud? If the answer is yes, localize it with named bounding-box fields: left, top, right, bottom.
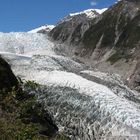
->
left=90, top=1, right=97, bottom=6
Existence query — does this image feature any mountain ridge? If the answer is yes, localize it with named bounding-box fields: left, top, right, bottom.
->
left=48, top=0, right=140, bottom=91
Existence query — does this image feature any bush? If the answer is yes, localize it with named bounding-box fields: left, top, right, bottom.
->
left=0, top=80, right=69, bottom=140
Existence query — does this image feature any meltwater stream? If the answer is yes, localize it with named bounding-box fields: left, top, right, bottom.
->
left=0, top=32, right=140, bottom=139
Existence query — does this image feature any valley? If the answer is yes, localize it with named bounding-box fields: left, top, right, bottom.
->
left=0, top=31, right=140, bottom=139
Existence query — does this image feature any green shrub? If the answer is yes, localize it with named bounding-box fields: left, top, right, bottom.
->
left=24, top=80, right=39, bottom=89
left=0, top=81, right=69, bottom=140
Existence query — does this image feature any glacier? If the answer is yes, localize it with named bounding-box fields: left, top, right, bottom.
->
left=0, top=32, right=140, bottom=139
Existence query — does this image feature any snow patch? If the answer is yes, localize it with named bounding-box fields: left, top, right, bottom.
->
left=69, top=8, right=108, bottom=18
left=28, top=25, right=55, bottom=33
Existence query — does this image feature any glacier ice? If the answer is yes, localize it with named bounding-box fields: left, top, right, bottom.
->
left=0, top=32, right=140, bottom=139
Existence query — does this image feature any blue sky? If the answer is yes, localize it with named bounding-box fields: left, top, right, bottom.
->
left=0, top=0, right=117, bottom=32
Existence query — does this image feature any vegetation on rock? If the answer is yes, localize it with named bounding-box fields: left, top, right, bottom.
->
left=0, top=81, right=69, bottom=140
left=0, top=57, right=69, bottom=140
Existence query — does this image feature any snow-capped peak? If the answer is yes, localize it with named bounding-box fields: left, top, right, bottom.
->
left=69, top=8, right=108, bottom=18
left=94, top=8, right=108, bottom=14
left=28, top=25, right=55, bottom=33
left=57, top=8, right=108, bottom=25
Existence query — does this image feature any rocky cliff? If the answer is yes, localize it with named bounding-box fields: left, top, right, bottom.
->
left=50, top=9, right=107, bottom=45
left=0, top=56, right=18, bottom=90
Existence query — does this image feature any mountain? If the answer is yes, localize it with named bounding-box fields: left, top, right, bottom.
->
left=1, top=0, right=140, bottom=139
left=49, top=0, right=140, bottom=91
left=28, top=25, right=55, bottom=34
left=49, top=8, right=107, bottom=45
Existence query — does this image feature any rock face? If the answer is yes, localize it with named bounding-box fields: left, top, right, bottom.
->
left=128, top=62, right=140, bottom=92
left=0, top=56, right=18, bottom=90
left=50, top=9, right=107, bottom=45
left=49, top=0, right=140, bottom=91
left=82, top=0, right=140, bottom=91
left=82, top=0, right=140, bottom=57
